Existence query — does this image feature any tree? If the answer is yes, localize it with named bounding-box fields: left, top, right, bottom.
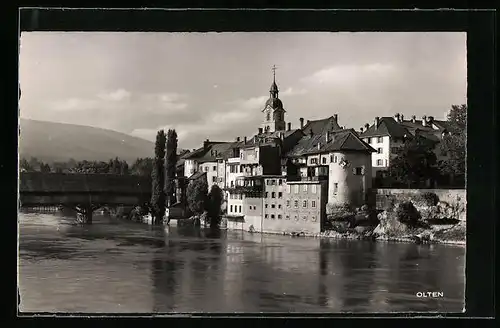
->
left=186, top=178, right=208, bottom=216
left=388, top=136, right=438, bottom=188
left=165, top=129, right=178, bottom=207
left=438, top=104, right=467, bottom=186
left=120, top=161, right=129, bottom=175
left=19, top=158, right=33, bottom=172
left=150, top=130, right=167, bottom=224
left=207, top=184, right=224, bottom=228
left=40, top=163, right=51, bottom=173
left=131, top=157, right=154, bottom=177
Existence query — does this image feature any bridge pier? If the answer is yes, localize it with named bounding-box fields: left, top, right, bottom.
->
left=75, top=204, right=100, bottom=224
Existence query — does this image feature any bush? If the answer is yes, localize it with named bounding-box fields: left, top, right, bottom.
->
left=421, top=192, right=440, bottom=206
left=395, top=201, right=421, bottom=226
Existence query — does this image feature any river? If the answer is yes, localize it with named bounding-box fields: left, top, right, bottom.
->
left=18, top=211, right=465, bottom=313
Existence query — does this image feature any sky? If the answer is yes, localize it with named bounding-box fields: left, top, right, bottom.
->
left=19, top=32, right=467, bottom=149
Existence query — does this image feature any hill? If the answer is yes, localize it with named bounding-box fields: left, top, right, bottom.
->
left=19, top=119, right=157, bottom=164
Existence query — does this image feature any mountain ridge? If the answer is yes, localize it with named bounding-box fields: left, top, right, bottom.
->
left=19, top=118, right=156, bottom=164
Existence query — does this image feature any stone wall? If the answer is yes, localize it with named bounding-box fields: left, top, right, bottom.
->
left=374, top=188, right=466, bottom=222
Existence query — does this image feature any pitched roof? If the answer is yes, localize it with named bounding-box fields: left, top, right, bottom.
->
left=182, top=142, right=233, bottom=163
left=188, top=171, right=206, bottom=180
left=302, top=116, right=342, bottom=135
left=286, top=129, right=375, bottom=157
left=360, top=117, right=409, bottom=138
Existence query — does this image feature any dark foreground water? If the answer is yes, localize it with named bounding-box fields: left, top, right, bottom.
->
left=18, top=212, right=465, bottom=313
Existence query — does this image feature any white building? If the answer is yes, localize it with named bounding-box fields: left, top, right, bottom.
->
left=359, top=114, right=451, bottom=178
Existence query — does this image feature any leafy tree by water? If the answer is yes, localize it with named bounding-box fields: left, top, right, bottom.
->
left=207, top=184, right=224, bottom=227
left=388, top=136, right=438, bottom=188
left=19, top=158, right=33, bottom=172
left=151, top=130, right=167, bottom=224
left=165, top=129, right=178, bottom=207
left=187, top=178, right=208, bottom=216
left=438, top=104, right=466, bottom=187
left=131, top=157, right=154, bottom=177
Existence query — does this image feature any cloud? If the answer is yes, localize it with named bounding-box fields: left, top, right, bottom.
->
left=301, top=63, right=397, bottom=85
left=98, top=89, right=131, bottom=101
left=230, top=95, right=268, bottom=111
left=280, top=87, right=308, bottom=96
left=51, top=98, right=98, bottom=111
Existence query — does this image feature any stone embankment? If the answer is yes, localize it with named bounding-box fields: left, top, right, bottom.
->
left=274, top=190, right=466, bottom=246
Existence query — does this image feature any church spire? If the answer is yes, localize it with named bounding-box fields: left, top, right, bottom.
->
left=270, top=65, right=279, bottom=98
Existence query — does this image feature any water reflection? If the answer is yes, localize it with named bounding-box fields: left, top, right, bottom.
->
left=18, top=213, right=465, bottom=313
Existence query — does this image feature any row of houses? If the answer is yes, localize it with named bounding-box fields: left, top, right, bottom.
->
left=173, top=75, right=452, bottom=234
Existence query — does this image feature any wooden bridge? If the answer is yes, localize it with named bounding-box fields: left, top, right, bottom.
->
left=19, top=172, right=152, bottom=223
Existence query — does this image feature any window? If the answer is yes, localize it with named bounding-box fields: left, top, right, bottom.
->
left=265, top=192, right=269, bottom=198
left=271, top=179, right=276, bottom=185
left=239, top=206, right=242, bottom=213
left=265, top=204, right=268, bottom=208
left=377, top=159, right=383, bottom=166
left=331, top=155, right=338, bottom=163
left=312, top=200, right=316, bottom=208
left=302, top=185, right=308, bottom=192
left=271, top=214, right=275, bottom=219
left=294, top=215, right=299, bottom=221
left=249, top=205, right=252, bottom=210
left=312, top=216, right=317, bottom=222
left=303, top=200, right=308, bottom=208
left=278, top=214, right=282, bottom=219
left=367, top=137, right=372, bottom=144
left=322, top=157, right=327, bottom=164
left=231, top=181, right=234, bottom=188
left=294, top=200, right=299, bottom=208
left=377, top=136, right=383, bottom=143
left=377, top=148, right=383, bottom=154
left=204, top=167, right=209, bottom=172
left=278, top=204, right=282, bottom=209
left=312, top=185, right=317, bottom=194
left=271, top=204, right=276, bottom=208
left=294, top=185, right=299, bottom=194
left=310, top=158, right=318, bottom=164
left=271, top=192, right=276, bottom=198
left=239, top=166, right=243, bottom=173
left=287, top=185, right=291, bottom=193
left=278, top=179, right=283, bottom=185
left=213, top=166, right=217, bottom=171
left=285, top=215, right=290, bottom=220
left=212, top=176, right=217, bottom=182
left=333, top=183, right=338, bottom=194
left=265, top=214, right=268, bottom=219
left=278, top=192, right=283, bottom=198
left=303, top=216, right=307, bottom=221
left=230, top=205, right=233, bottom=212
left=354, top=167, right=363, bottom=175
left=286, top=200, right=291, bottom=207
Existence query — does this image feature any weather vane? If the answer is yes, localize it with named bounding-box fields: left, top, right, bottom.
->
left=272, top=65, right=277, bottom=81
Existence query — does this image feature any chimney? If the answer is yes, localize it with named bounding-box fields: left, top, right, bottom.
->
left=333, top=114, right=338, bottom=122
left=411, top=115, right=416, bottom=123
left=360, top=127, right=364, bottom=133
left=299, top=117, right=304, bottom=129
left=258, top=127, right=263, bottom=134
left=394, top=113, right=401, bottom=122
left=236, top=137, right=240, bottom=142
left=422, top=115, right=427, bottom=127
left=317, top=142, right=321, bottom=150
left=374, top=117, right=380, bottom=128
left=203, top=139, right=209, bottom=151
left=400, top=114, right=404, bottom=122
left=364, top=123, right=370, bottom=130
left=244, top=136, right=247, bottom=143
left=307, top=119, right=311, bottom=125
left=427, top=116, right=434, bottom=124
left=326, top=131, right=331, bottom=143
left=287, top=122, right=291, bottom=131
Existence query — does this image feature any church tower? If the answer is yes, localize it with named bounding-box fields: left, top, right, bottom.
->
left=261, top=65, right=286, bottom=133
